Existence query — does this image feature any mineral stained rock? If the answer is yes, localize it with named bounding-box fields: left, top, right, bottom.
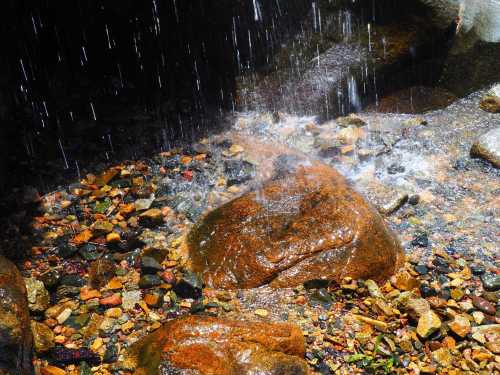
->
left=0, top=256, right=33, bottom=375
left=124, top=315, right=308, bottom=375
left=187, top=162, right=404, bottom=289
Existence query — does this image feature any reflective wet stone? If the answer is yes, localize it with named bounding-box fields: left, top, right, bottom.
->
left=60, top=274, right=85, bottom=287
left=411, top=233, right=429, bottom=247
left=387, top=163, right=405, bottom=174
left=440, top=288, right=451, bottom=301
left=39, top=270, right=61, bottom=289
left=481, top=273, right=500, bottom=291
left=414, top=265, right=429, bottom=275
left=78, top=243, right=101, bottom=261
left=31, top=321, right=55, bottom=353
left=303, top=279, right=330, bottom=290
left=173, top=271, right=203, bottom=299
left=472, top=296, right=496, bottom=315
left=139, top=274, right=162, bottom=289
left=88, top=258, right=116, bottom=289
left=56, top=285, right=80, bottom=300
left=420, top=284, right=437, bottom=298
left=470, top=264, right=485, bottom=275
left=103, top=343, right=118, bottom=363
left=408, top=195, right=420, bottom=205
left=224, top=159, right=256, bottom=186
left=64, top=314, right=90, bottom=330
left=140, top=256, right=163, bottom=274
left=58, top=243, right=79, bottom=259
left=25, top=277, right=50, bottom=313
left=309, top=288, right=333, bottom=309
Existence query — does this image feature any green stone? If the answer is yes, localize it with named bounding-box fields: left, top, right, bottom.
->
left=65, top=313, right=90, bottom=330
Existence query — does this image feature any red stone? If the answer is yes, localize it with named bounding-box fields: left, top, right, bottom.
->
left=99, top=294, right=122, bottom=306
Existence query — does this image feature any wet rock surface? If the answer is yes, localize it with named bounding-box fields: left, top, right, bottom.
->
left=0, top=256, right=33, bottom=375
left=125, top=316, right=308, bottom=375
left=0, top=84, right=498, bottom=374
left=470, top=127, right=500, bottom=167
left=188, top=162, right=403, bottom=289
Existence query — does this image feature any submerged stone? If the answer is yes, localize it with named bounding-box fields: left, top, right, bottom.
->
left=124, top=316, right=307, bottom=375
left=187, top=162, right=403, bottom=289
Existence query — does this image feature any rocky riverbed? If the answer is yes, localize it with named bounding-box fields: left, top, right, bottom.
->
left=0, top=85, right=498, bottom=374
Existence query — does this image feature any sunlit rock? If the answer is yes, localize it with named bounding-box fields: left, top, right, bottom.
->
left=470, top=127, right=500, bottom=168
left=0, top=256, right=33, bottom=375
left=186, top=161, right=404, bottom=289
left=123, top=316, right=307, bottom=375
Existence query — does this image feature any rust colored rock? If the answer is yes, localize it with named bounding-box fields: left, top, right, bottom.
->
left=0, top=256, right=33, bottom=375
left=125, top=315, right=308, bottom=375
left=187, top=162, right=404, bottom=289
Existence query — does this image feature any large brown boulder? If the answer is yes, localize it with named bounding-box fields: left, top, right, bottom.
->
left=187, top=161, right=403, bottom=289
left=0, top=256, right=33, bottom=375
left=124, top=315, right=308, bottom=375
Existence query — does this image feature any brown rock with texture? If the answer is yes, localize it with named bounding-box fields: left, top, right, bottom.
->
left=480, top=95, right=500, bottom=113
left=187, top=162, right=403, bottom=289
left=0, top=256, right=33, bottom=375
left=125, top=315, right=308, bottom=375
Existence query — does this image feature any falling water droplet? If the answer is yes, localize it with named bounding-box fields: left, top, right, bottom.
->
left=90, top=102, right=97, bottom=121
left=58, top=139, right=69, bottom=169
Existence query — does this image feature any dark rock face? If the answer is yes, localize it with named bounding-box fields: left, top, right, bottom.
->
left=0, top=256, right=33, bottom=375
left=125, top=316, right=307, bottom=375
left=187, top=162, right=404, bottom=289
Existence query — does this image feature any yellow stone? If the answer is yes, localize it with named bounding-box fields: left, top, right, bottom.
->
left=80, top=288, right=102, bottom=301
left=121, top=321, right=134, bottom=333
left=106, top=232, right=120, bottom=243
left=416, top=310, right=441, bottom=338
left=229, top=144, right=244, bottom=155
left=54, top=335, right=66, bottom=344
left=91, top=337, right=104, bottom=351
left=138, top=300, right=150, bottom=313
left=254, top=309, right=269, bottom=318
left=180, top=156, right=193, bottom=165
left=106, top=277, right=123, bottom=290
left=105, top=308, right=122, bottom=319
left=171, top=236, right=183, bottom=248
left=353, top=314, right=388, bottom=332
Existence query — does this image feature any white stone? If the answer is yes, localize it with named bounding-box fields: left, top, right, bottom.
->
left=56, top=308, right=72, bottom=324
left=122, top=290, right=142, bottom=310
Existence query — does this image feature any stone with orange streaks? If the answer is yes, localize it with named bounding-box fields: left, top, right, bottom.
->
left=0, top=256, right=33, bottom=375
left=124, top=315, right=308, bottom=375
left=187, top=162, right=404, bottom=289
